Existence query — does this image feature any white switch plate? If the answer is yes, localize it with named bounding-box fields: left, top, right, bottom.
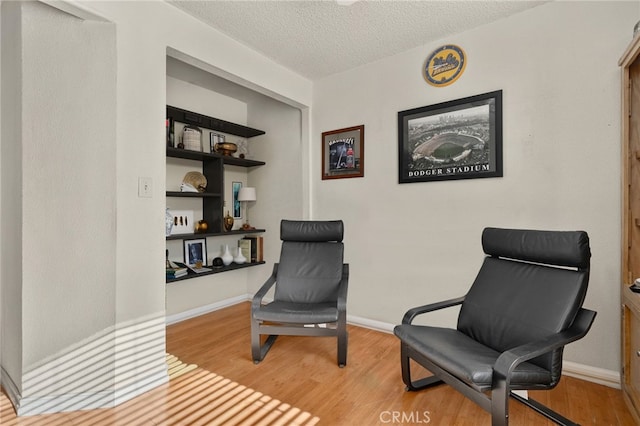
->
left=138, top=177, right=152, bottom=198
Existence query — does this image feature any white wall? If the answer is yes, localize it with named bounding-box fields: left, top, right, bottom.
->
left=1, top=0, right=24, bottom=393
left=0, top=0, right=312, bottom=414
left=312, top=1, right=638, bottom=372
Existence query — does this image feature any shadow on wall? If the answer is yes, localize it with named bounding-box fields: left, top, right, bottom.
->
left=1, top=313, right=167, bottom=417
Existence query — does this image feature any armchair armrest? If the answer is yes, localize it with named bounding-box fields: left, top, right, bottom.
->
left=493, top=308, right=597, bottom=381
left=402, top=296, right=466, bottom=325
left=251, top=263, right=279, bottom=312
left=337, top=264, right=349, bottom=314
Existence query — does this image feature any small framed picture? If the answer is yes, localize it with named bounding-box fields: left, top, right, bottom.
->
left=232, top=181, right=242, bottom=219
left=184, top=238, right=207, bottom=267
left=322, top=125, right=365, bottom=180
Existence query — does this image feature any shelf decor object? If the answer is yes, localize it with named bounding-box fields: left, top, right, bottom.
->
left=238, top=187, right=257, bottom=229
left=232, top=181, right=242, bottom=219
left=183, top=124, right=202, bottom=151
left=398, top=90, right=503, bottom=184
left=182, top=171, right=207, bottom=192
left=165, top=209, right=174, bottom=237
left=223, top=211, right=234, bottom=232
left=233, top=246, right=247, bottom=264
left=221, top=244, right=233, bottom=266
left=194, top=220, right=209, bottom=233
left=321, top=125, right=364, bottom=180
left=170, top=210, right=194, bottom=235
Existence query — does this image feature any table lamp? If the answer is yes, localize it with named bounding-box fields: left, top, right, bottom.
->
left=238, top=187, right=257, bottom=229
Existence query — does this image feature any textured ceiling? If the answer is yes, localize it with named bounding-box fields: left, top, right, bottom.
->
left=169, top=1, right=546, bottom=80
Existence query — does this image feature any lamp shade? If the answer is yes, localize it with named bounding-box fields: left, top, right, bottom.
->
left=238, top=187, right=257, bottom=202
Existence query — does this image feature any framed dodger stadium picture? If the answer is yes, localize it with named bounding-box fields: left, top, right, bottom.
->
left=398, top=90, right=502, bottom=184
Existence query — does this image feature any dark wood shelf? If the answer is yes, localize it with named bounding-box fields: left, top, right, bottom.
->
left=166, top=228, right=265, bottom=241
left=166, top=191, right=221, bottom=198
left=167, top=105, right=265, bottom=139
left=166, top=147, right=265, bottom=167
left=166, top=261, right=266, bottom=283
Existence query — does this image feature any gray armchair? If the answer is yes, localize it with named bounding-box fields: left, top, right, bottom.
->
left=394, top=227, right=596, bottom=426
left=251, top=220, right=349, bottom=367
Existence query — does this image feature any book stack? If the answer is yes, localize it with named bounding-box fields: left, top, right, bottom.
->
left=166, top=260, right=188, bottom=279
left=242, top=236, right=264, bottom=263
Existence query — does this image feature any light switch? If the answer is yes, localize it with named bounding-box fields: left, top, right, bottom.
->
left=138, top=177, right=153, bottom=198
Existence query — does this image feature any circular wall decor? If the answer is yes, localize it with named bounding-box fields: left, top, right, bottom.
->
left=424, top=44, right=467, bottom=87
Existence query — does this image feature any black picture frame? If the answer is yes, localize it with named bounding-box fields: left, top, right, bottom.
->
left=398, top=90, right=503, bottom=183
left=184, top=238, right=207, bottom=266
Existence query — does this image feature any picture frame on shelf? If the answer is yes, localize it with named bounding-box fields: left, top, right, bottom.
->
left=170, top=210, right=194, bottom=235
left=398, top=90, right=502, bottom=184
left=322, top=125, right=365, bottom=180
left=232, top=181, right=242, bottom=219
left=184, top=238, right=207, bottom=267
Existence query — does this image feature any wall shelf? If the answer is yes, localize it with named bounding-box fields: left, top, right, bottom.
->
left=167, top=147, right=265, bottom=167
left=166, top=228, right=266, bottom=241
left=166, top=261, right=266, bottom=283
left=166, top=105, right=267, bottom=281
left=167, top=105, right=265, bottom=139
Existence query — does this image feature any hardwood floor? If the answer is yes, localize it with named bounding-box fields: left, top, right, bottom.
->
left=0, top=301, right=635, bottom=425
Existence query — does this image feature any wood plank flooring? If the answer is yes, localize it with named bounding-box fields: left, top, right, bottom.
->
left=0, top=301, right=635, bottom=425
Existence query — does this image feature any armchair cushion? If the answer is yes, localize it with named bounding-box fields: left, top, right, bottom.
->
left=394, top=325, right=552, bottom=389
left=481, top=227, right=590, bottom=269
left=457, top=228, right=590, bottom=384
left=253, top=301, right=339, bottom=324
left=275, top=220, right=344, bottom=304
left=280, top=220, right=344, bottom=242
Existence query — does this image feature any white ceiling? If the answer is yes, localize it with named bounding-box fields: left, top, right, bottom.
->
left=168, top=0, right=546, bottom=80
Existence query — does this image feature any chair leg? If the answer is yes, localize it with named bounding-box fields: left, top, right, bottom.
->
left=337, top=329, right=348, bottom=367
left=400, top=344, right=444, bottom=391
left=490, top=377, right=509, bottom=426
left=251, top=319, right=278, bottom=363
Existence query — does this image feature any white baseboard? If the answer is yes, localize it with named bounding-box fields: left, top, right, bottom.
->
left=347, top=314, right=395, bottom=333
left=166, top=294, right=251, bottom=325
left=1, top=366, right=22, bottom=412
left=562, top=360, right=621, bottom=389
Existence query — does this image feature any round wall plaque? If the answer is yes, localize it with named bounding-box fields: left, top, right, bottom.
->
left=424, top=44, right=467, bottom=87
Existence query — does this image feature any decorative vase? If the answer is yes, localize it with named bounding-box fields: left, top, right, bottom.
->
left=223, top=210, right=234, bottom=231
left=221, top=244, right=233, bottom=266
left=165, top=208, right=173, bottom=237
left=195, top=220, right=209, bottom=233
left=233, top=246, right=247, bottom=264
